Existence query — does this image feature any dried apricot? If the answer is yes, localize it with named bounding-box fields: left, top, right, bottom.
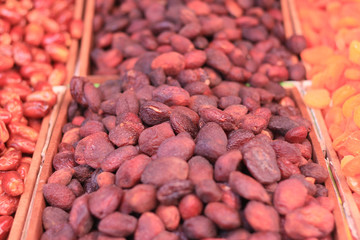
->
left=349, top=40, right=360, bottom=65
left=332, top=84, right=357, bottom=107
left=344, top=67, right=360, bottom=81
left=347, top=175, right=360, bottom=194
left=304, top=88, right=331, bottom=109
left=341, top=155, right=360, bottom=177
left=342, top=93, right=360, bottom=118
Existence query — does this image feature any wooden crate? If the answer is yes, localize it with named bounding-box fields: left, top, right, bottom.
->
left=7, top=1, right=85, bottom=239
left=23, top=78, right=349, bottom=239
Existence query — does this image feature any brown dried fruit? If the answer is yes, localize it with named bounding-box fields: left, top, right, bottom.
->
left=88, top=185, right=122, bottom=219
left=123, top=184, right=157, bottom=213
left=138, top=122, right=175, bottom=156
left=300, top=162, right=328, bottom=183
left=284, top=205, right=334, bottom=239
left=242, top=143, right=281, bottom=184
left=229, top=171, right=270, bottom=204
left=42, top=207, right=69, bottom=231
left=157, top=179, right=193, bottom=205
left=43, top=183, right=76, bottom=211
left=273, top=178, right=307, bottom=215
left=151, top=52, right=185, bottom=76
left=101, top=145, right=138, bottom=172
left=156, top=205, right=180, bottom=231
left=214, top=150, right=242, bottom=182
left=195, top=122, right=227, bottom=162
left=98, top=212, right=137, bottom=238
left=157, top=134, right=195, bottom=161
left=141, top=157, right=188, bottom=187
left=183, top=216, right=217, bottom=239
left=244, top=201, right=280, bottom=232
left=69, top=194, right=93, bottom=237
left=204, top=202, right=241, bottom=230
left=134, top=212, right=165, bottom=240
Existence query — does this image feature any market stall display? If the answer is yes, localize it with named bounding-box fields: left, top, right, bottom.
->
left=20, top=0, right=352, bottom=239
left=0, top=0, right=359, bottom=239
left=0, top=0, right=84, bottom=239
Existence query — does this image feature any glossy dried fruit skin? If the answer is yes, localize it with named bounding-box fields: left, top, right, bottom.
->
left=8, top=122, right=39, bottom=142
left=2, top=171, right=24, bottom=197
left=244, top=201, right=280, bottom=232
left=0, top=148, right=21, bottom=171
left=88, top=185, right=122, bottom=219
left=43, top=183, right=76, bottom=211
left=23, top=101, right=50, bottom=119
left=204, top=202, right=241, bottom=230
left=0, top=216, right=13, bottom=240
left=141, top=157, right=188, bottom=187
left=7, top=134, right=36, bottom=154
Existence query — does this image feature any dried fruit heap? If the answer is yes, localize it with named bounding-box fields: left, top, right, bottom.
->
left=295, top=0, right=360, bottom=208
left=0, top=0, right=82, bottom=238
left=41, top=1, right=335, bottom=239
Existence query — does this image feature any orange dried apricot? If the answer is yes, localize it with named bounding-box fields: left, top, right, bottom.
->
left=347, top=176, right=360, bottom=194
left=303, top=88, right=331, bottom=109
left=349, top=40, right=360, bottom=65
left=301, top=46, right=334, bottom=66
left=344, top=130, right=360, bottom=155
left=341, top=155, right=360, bottom=177
left=329, top=124, right=344, bottom=140
left=344, top=67, right=360, bottom=81
left=353, top=106, right=360, bottom=128
left=325, top=106, right=345, bottom=127
left=332, top=84, right=357, bottom=106
left=342, top=93, right=360, bottom=118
